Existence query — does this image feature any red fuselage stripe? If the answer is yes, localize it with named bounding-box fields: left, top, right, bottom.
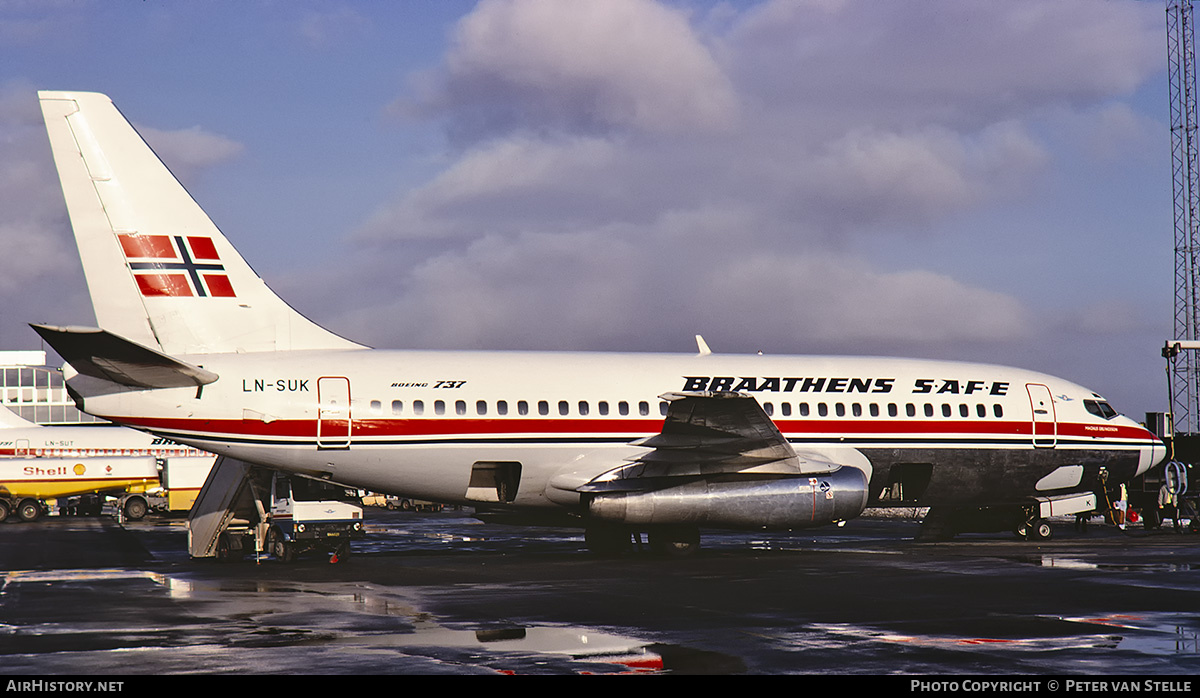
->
left=108, top=416, right=1158, bottom=443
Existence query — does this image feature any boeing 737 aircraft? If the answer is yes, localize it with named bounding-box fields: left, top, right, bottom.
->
left=31, top=91, right=1165, bottom=553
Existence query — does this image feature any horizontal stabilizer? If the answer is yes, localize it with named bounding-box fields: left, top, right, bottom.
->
left=31, top=324, right=218, bottom=389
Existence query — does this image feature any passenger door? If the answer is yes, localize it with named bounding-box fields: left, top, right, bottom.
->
left=1026, top=383, right=1056, bottom=448
left=317, top=376, right=351, bottom=450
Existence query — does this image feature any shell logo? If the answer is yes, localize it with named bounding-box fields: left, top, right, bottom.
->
left=74, top=463, right=86, bottom=476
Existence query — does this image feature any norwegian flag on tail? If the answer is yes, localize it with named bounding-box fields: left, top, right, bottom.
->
left=118, top=234, right=236, bottom=298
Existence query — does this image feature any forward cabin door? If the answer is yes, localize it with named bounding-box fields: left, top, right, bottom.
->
left=1026, top=383, right=1056, bottom=449
left=317, top=376, right=351, bottom=450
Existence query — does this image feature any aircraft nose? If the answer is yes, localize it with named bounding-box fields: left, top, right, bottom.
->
left=1137, top=436, right=1167, bottom=477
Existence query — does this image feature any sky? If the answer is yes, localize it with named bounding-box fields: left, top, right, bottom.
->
left=0, top=0, right=1178, bottom=418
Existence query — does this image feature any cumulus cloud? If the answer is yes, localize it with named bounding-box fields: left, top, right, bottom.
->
left=334, top=0, right=1164, bottom=365
left=722, top=0, right=1162, bottom=133
left=137, top=124, right=245, bottom=185
left=400, top=0, right=738, bottom=137
left=318, top=207, right=1030, bottom=359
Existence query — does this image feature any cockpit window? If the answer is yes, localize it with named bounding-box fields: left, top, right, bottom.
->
left=1084, top=399, right=1117, bottom=420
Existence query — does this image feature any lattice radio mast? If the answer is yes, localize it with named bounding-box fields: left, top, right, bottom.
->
left=1166, top=0, right=1200, bottom=436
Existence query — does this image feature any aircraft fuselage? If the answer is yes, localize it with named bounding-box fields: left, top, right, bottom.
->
left=65, top=348, right=1162, bottom=519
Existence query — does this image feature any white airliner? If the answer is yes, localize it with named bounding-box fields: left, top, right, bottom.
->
left=31, top=91, right=1164, bottom=552
left=0, top=405, right=209, bottom=522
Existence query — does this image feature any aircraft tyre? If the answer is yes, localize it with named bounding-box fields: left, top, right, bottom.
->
left=267, top=527, right=295, bottom=563
left=0, top=500, right=8, bottom=523
left=17, top=499, right=41, bottom=523
left=1014, top=512, right=1053, bottom=541
left=585, top=524, right=632, bottom=556
left=123, top=496, right=148, bottom=521
left=1016, top=518, right=1052, bottom=541
left=648, top=526, right=701, bottom=557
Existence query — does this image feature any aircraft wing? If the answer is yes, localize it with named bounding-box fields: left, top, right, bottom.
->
left=577, top=392, right=848, bottom=494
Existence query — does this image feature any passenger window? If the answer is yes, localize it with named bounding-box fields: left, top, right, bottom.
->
left=497, top=400, right=508, bottom=416
left=799, top=403, right=810, bottom=416
left=599, top=401, right=609, bottom=416
left=941, top=404, right=951, bottom=418
left=517, top=400, right=529, bottom=416
left=764, top=402, right=774, bottom=416
left=924, top=404, right=934, bottom=418
left=413, top=400, right=424, bottom=416
left=906, top=403, right=916, bottom=417
left=994, top=404, right=1004, bottom=418
left=853, top=403, right=863, bottom=417
left=391, top=400, right=403, bottom=416
left=558, top=400, right=569, bottom=416
left=888, top=403, right=898, bottom=417
left=976, top=404, right=986, bottom=418
left=578, top=401, right=589, bottom=416
left=659, top=402, right=668, bottom=416
left=456, top=400, right=466, bottom=416
left=869, top=403, right=879, bottom=417
left=835, top=403, right=846, bottom=417
left=639, top=401, right=649, bottom=416
left=818, top=403, right=828, bottom=417
left=959, top=404, right=969, bottom=418
left=435, top=400, right=445, bottom=415
left=781, top=403, right=792, bottom=416
left=476, top=400, right=487, bottom=416
left=619, top=401, right=629, bottom=416
left=538, top=400, right=549, bottom=416
left=369, top=400, right=382, bottom=415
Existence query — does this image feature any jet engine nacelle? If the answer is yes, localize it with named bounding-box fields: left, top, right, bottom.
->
left=586, top=466, right=869, bottom=530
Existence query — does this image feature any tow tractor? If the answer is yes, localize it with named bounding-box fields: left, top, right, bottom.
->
left=263, top=473, right=365, bottom=562
left=188, top=460, right=365, bottom=562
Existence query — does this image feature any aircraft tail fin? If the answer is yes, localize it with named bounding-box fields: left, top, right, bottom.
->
left=38, top=91, right=363, bottom=356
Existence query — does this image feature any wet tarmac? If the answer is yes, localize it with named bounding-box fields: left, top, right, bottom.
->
left=2, top=509, right=1199, bottom=676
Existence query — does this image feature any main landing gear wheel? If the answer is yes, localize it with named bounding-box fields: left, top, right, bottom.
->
left=0, top=500, right=9, bottom=523
left=648, top=526, right=701, bottom=557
